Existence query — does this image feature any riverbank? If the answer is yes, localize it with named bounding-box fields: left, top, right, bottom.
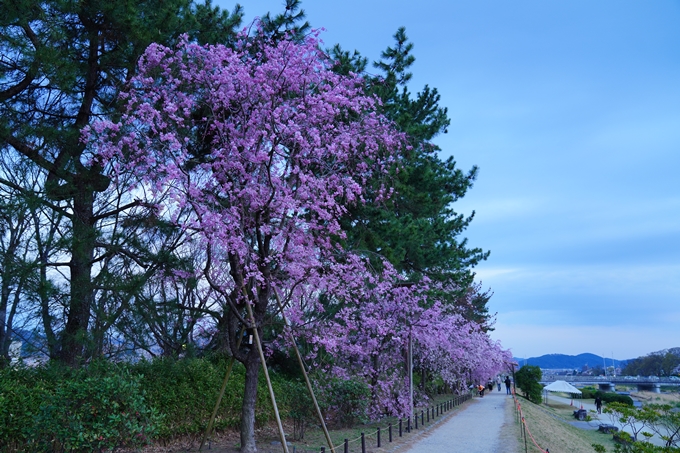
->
left=541, top=390, right=680, bottom=449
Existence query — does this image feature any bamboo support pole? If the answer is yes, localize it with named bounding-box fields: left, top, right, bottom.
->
left=274, top=292, right=336, bottom=453
left=243, top=297, right=290, bottom=453
left=199, top=327, right=245, bottom=451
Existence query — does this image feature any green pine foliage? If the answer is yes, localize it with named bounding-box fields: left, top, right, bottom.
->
left=332, top=28, right=491, bottom=324
left=0, top=0, right=243, bottom=365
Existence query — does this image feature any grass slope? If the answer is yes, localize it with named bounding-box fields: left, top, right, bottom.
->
left=514, top=397, right=617, bottom=453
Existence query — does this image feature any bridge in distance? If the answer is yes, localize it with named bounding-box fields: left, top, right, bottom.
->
left=541, top=375, right=680, bottom=393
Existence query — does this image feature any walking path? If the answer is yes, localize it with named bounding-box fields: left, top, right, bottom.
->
left=401, top=389, right=518, bottom=453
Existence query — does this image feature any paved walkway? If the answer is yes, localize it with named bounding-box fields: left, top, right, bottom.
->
left=402, top=389, right=517, bottom=453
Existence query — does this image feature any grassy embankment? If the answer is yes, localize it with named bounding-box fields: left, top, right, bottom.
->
left=513, top=394, right=617, bottom=453
left=514, top=389, right=680, bottom=453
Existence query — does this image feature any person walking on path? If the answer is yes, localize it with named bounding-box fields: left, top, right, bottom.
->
left=595, top=395, right=602, bottom=414
left=402, top=388, right=516, bottom=453
left=496, top=376, right=502, bottom=391
left=505, top=376, right=512, bottom=395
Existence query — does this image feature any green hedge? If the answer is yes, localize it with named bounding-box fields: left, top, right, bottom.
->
left=132, top=356, right=291, bottom=437
left=0, top=357, right=293, bottom=451
left=580, top=386, right=598, bottom=399
left=601, top=392, right=634, bottom=406
left=577, top=386, right=633, bottom=406
left=0, top=362, right=158, bottom=452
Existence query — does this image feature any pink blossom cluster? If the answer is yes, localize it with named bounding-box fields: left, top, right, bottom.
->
left=92, top=31, right=402, bottom=295
left=282, top=256, right=511, bottom=417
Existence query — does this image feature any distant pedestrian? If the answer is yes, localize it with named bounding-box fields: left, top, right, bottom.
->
left=505, top=376, right=512, bottom=395
left=496, top=376, right=502, bottom=391
left=478, top=384, right=485, bottom=397
left=487, top=379, right=494, bottom=392
left=595, top=396, right=602, bottom=414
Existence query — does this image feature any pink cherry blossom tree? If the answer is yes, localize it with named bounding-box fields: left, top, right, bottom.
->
left=91, top=29, right=404, bottom=452
left=91, top=25, right=512, bottom=449
left=301, top=264, right=511, bottom=418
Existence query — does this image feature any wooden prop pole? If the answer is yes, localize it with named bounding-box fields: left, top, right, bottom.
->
left=274, top=291, right=336, bottom=453
left=243, top=296, right=290, bottom=453
left=199, top=327, right=245, bottom=451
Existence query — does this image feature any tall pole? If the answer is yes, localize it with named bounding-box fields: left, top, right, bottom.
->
left=199, top=327, right=244, bottom=451
left=408, top=331, right=413, bottom=419
left=273, top=292, right=336, bottom=453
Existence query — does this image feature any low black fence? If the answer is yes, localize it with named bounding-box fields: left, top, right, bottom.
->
left=279, top=392, right=473, bottom=453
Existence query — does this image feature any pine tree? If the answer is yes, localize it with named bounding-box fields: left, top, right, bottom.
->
left=0, top=0, right=242, bottom=365
left=333, top=28, right=491, bottom=322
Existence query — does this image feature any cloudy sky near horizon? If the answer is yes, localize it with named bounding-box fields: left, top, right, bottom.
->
left=220, top=0, right=680, bottom=360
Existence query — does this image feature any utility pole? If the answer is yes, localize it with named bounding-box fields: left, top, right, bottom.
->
left=408, top=331, right=414, bottom=420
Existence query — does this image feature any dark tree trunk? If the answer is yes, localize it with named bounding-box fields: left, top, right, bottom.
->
left=0, top=259, right=11, bottom=366
left=240, top=345, right=260, bottom=453
left=57, top=191, right=95, bottom=365
left=0, top=210, right=26, bottom=367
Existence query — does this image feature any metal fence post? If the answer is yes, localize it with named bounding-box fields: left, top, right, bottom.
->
left=361, top=432, right=366, bottom=453
left=344, top=439, right=348, bottom=453
left=377, top=427, right=381, bottom=448
left=389, top=423, right=393, bottom=442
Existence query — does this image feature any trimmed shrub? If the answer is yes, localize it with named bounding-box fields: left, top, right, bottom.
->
left=318, top=377, right=370, bottom=427
left=601, top=392, right=634, bottom=406
left=32, top=371, right=159, bottom=452
left=0, top=356, right=293, bottom=449
left=132, top=356, right=241, bottom=438
left=0, top=362, right=159, bottom=453
left=0, top=368, right=50, bottom=452
left=131, top=356, right=291, bottom=438
left=279, top=379, right=314, bottom=440
left=579, top=386, right=599, bottom=399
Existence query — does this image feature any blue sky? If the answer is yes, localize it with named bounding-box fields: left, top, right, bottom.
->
left=220, top=1, right=680, bottom=360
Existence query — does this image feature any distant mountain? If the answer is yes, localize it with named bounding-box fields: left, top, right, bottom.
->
left=513, top=353, right=629, bottom=370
